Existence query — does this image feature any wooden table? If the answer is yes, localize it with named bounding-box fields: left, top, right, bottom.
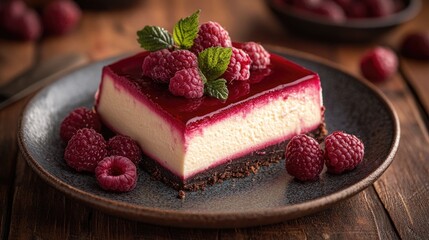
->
left=1, top=0, right=428, bottom=239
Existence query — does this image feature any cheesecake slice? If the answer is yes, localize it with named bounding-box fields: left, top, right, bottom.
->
left=95, top=51, right=325, bottom=190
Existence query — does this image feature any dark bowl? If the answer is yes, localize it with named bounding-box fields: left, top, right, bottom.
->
left=266, top=0, right=421, bottom=42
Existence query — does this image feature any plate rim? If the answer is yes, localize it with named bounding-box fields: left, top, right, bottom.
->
left=18, top=46, right=400, bottom=228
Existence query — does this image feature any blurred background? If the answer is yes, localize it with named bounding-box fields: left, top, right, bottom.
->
left=0, top=0, right=427, bottom=87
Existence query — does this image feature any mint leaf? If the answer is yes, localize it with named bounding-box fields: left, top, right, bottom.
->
left=198, top=47, right=232, bottom=81
left=205, top=78, right=228, bottom=100
left=173, top=10, right=200, bottom=49
left=137, top=26, right=174, bottom=51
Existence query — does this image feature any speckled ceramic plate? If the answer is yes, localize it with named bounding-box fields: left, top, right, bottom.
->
left=18, top=47, right=400, bottom=228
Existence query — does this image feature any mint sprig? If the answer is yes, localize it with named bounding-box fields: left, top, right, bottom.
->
left=198, top=47, right=232, bottom=100
left=173, top=10, right=200, bottom=49
left=137, top=26, right=174, bottom=51
left=205, top=78, right=228, bottom=101
left=137, top=10, right=200, bottom=51
left=198, top=47, right=232, bottom=81
left=136, top=10, right=232, bottom=101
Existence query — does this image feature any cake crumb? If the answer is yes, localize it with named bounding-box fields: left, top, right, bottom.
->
left=177, top=190, right=186, bottom=199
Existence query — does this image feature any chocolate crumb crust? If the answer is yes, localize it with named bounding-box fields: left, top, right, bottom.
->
left=139, top=123, right=327, bottom=192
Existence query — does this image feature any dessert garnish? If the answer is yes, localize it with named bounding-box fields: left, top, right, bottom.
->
left=324, top=131, right=365, bottom=174
left=285, top=131, right=365, bottom=181
left=285, top=134, right=324, bottom=181
left=61, top=107, right=142, bottom=192
left=108, top=135, right=142, bottom=165
left=64, top=128, right=108, bottom=173
left=60, top=107, right=101, bottom=142
left=95, top=156, right=138, bottom=192
left=136, top=10, right=270, bottom=100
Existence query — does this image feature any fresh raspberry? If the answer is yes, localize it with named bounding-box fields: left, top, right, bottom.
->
left=360, top=47, right=398, bottom=82
left=324, top=131, right=364, bottom=174
left=142, top=49, right=171, bottom=83
left=239, top=42, right=271, bottom=70
left=60, top=107, right=102, bottom=142
left=10, top=9, right=41, bottom=41
left=0, top=1, right=41, bottom=41
left=287, top=0, right=345, bottom=22
left=142, top=50, right=197, bottom=83
left=95, top=156, right=137, bottom=192
left=345, top=1, right=369, bottom=19
left=287, top=0, right=323, bottom=9
left=64, top=128, right=108, bottom=172
left=333, top=0, right=352, bottom=10
left=168, top=68, right=204, bottom=98
left=365, top=0, right=394, bottom=18
left=400, top=31, right=429, bottom=60
left=108, top=135, right=142, bottom=165
left=43, top=0, right=81, bottom=35
left=310, top=1, right=346, bottom=22
left=0, top=0, right=26, bottom=28
left=167, top=50, right=198, bottom=75
left=285, top=134, right=324, bottom=181
left=222, top=47, right=252, bottom=81
left=190, top=21, right=232, bottom=54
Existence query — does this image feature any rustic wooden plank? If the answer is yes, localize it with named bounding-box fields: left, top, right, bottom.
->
left=8, top=154, right=91, bottom=239
left=337, top=42, right=429, bottom=239
left=401, top=60, right=429, bottom=116
left=220, top=187, right=398, bottom=240
left=0, top=40, right=35, bottom=85
left=0, top=108, right=20, bottom=180
left=0, top=95, right=32, bottom=240
left=373, top=80, right=429, bottom=239
left=0, top=45, right=36, bottom=219
left=0, top=185, right=10, bottom=240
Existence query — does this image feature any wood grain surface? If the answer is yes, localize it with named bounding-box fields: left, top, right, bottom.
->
left=0, top=0, right=428, bottom=239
